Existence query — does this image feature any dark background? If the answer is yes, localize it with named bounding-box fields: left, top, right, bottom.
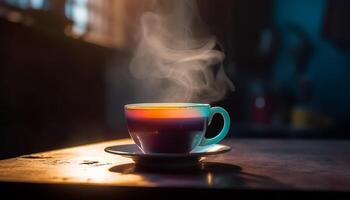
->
left=1, top=0, right=350, bottom=159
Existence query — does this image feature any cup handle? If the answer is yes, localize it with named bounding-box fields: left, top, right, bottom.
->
left=200, top=106, right=231, bottom=146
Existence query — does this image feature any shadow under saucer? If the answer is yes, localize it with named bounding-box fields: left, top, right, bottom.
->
left=109, top=161, right=242, bottom=174
left=109, top=161, right=291, bottom=189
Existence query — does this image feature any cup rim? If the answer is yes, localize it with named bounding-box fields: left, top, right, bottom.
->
left=125, top=103, right=210, bottom=109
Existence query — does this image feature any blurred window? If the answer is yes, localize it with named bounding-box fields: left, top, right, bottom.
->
left=65, top=0, right=87, bottom=35
left=31, top=0, right=44, bottom=9
left=4, top=0, right=45, bottom=9
left=1, top=0, right=150, bottom=48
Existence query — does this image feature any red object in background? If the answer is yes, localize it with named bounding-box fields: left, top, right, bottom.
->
left=252, top=94, right=273, bottom=124
left=249, top=80, right=273, bottom=124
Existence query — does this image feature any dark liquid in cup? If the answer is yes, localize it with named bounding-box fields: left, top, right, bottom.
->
left=127, top=117, right=207, bottom=153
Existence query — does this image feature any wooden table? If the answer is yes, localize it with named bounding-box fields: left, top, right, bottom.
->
left=0, top=139, right=350, bottom=199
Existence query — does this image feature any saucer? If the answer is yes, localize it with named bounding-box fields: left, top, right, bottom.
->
left=104, top=144, right=231, bottom=169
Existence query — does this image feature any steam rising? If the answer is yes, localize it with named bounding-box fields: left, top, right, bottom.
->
left=130, top=0, right=234, bottom=103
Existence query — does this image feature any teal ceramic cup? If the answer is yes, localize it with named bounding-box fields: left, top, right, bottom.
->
left=125, top=103, right=231, bottom=153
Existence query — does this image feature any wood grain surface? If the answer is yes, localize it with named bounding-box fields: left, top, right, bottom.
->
left=0, top=138, right=350, bottom=192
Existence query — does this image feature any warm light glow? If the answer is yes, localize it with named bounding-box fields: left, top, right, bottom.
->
left=207, top=172, right=213, bottom=186
left=48, top=139, right=153, bottom=186
left=60, top=160, right=145, bottom=184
